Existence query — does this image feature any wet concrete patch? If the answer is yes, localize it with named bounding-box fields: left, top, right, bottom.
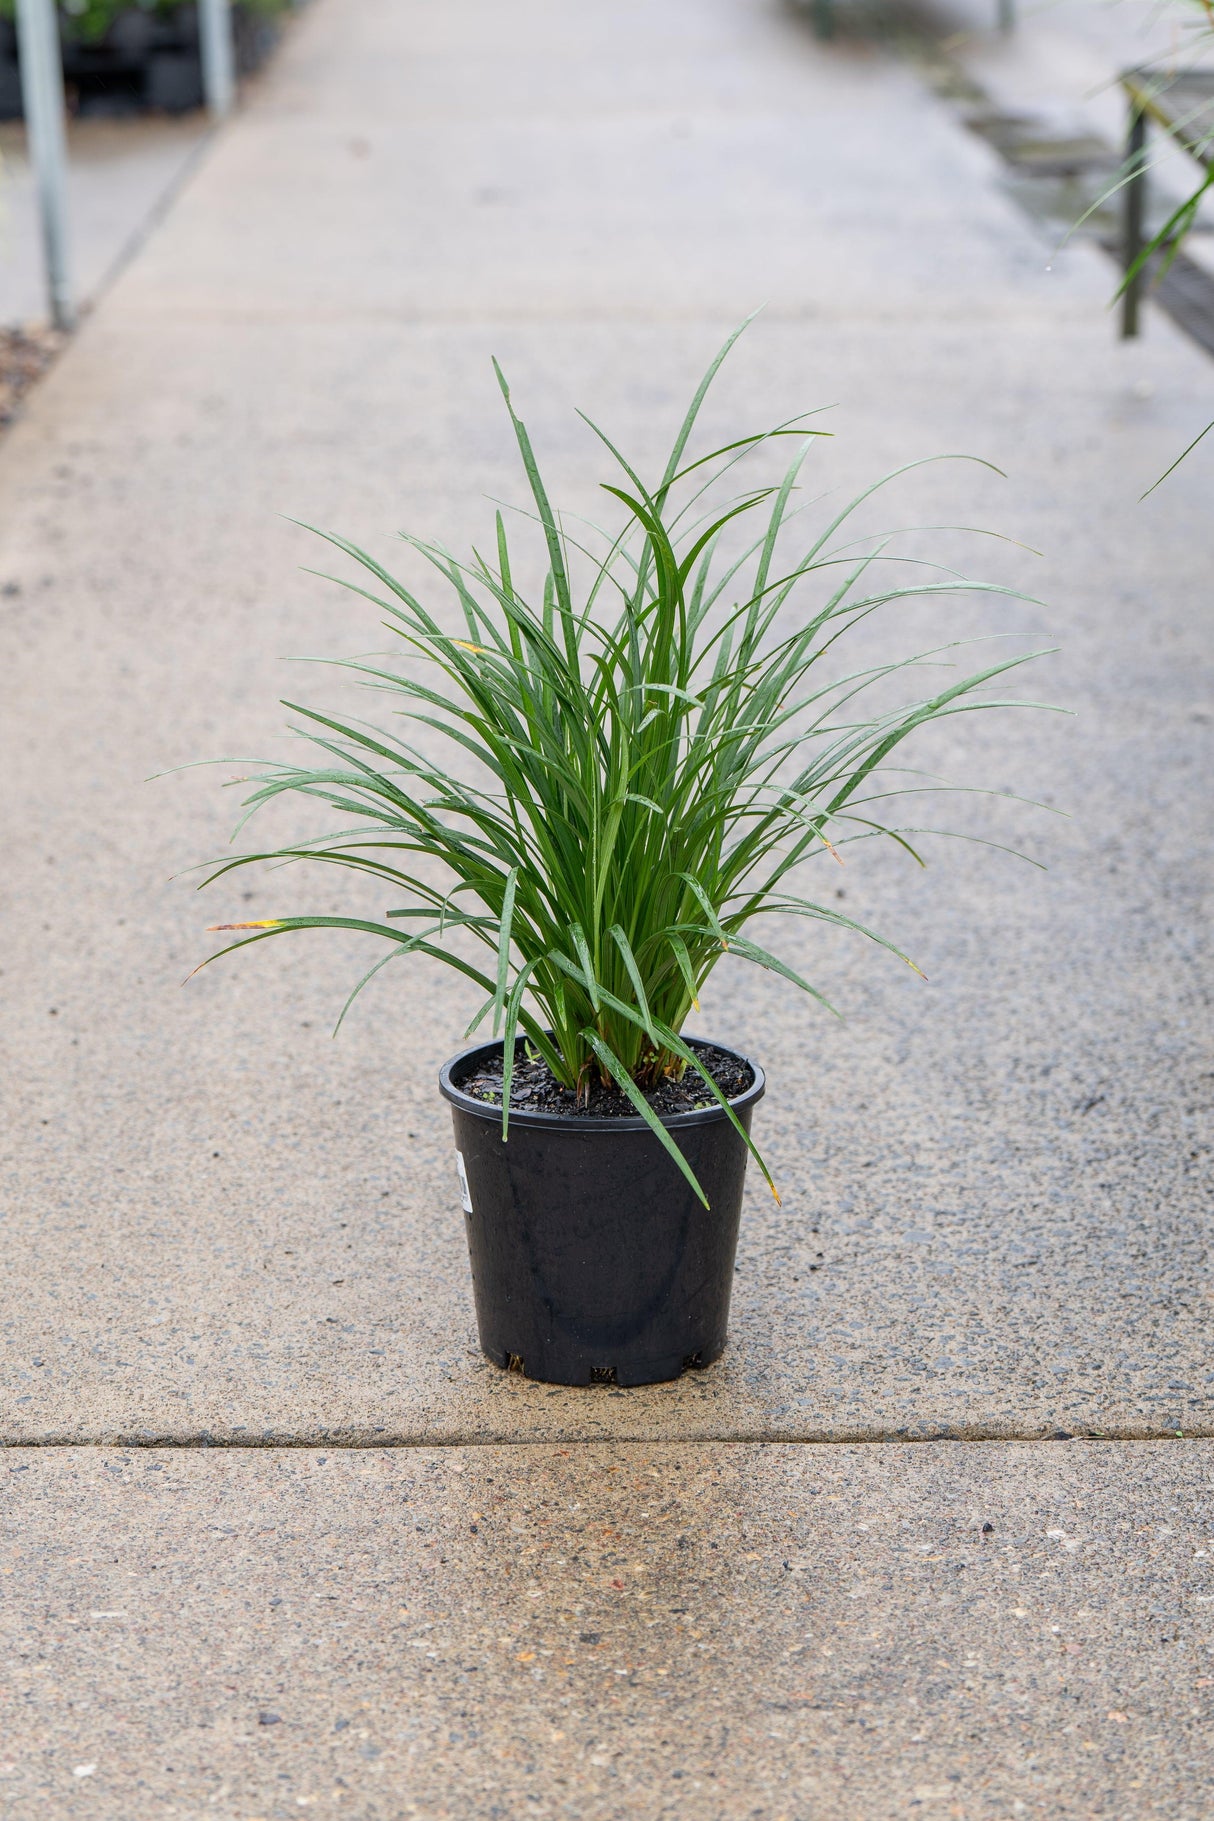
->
left=0, top=1439, right=1210, bottom=1819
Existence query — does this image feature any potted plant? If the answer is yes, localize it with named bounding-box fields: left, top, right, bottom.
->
left=195, top=327, right=1048, bottom=1387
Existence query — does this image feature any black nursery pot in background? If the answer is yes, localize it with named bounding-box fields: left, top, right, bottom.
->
left=439, top=1038, right=765, bottom=1388
left=0, top=5, right=284, bottom=121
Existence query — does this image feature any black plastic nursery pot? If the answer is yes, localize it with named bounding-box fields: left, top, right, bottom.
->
left=439, top=1037, right=764, bottom=1388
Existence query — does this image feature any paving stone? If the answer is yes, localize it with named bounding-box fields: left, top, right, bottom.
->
left=1, top=0, right=1211, bottom=1447
left=1, top=1440, right=1210, bottom=1818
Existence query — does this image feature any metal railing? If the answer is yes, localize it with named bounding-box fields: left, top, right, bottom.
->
left=1119, top=66, right=1214, bottom=339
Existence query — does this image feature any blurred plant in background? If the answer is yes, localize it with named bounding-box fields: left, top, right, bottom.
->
left=0, top=0, right=288, bottom=40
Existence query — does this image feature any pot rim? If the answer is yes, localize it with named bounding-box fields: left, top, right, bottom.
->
left=438, top=1034, right=764, bottom=1133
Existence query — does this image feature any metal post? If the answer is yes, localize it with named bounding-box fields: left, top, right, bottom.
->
left=997, top=0, right=1016, bottom=34
left=14, top=0, right=73, bottom=331
left=1122, top=104, right=1147, bottom=339
left=198, top=0, right=235, bottom=119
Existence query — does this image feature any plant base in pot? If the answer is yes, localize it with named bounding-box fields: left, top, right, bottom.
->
left=440, top=1037, right=764, bottom=1387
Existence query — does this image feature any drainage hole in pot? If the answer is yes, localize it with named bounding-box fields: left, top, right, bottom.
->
left=588, top=1365, right=618, bottom=1386
left=505, top=1353, right=526, bottom=1375
left=682, top=1351, right=705, bottom=1371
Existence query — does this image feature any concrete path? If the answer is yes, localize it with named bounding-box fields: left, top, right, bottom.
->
left=0, top=116, right=209, bottom=326
left=1, top=0, right=1212, bottom=1813
left=4, top=1442, right=1213, bottom=1818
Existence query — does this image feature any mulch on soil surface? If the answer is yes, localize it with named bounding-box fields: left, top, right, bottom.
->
left=455, top=1040, right=755, bottom=1119
left=0, top=326, right=63, bottom=426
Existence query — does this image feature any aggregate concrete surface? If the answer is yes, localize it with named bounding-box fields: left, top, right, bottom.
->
left=2, top=0, right=1211, bottom=1447
left=1, top=1442, right=1211, bottom=1818
left=2, top=0, right=1213, bottom=1811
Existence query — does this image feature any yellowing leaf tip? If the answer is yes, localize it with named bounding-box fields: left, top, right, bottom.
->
left=207, top=919, right=285, bottom=931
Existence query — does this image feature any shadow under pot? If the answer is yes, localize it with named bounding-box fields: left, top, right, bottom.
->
left=438, top=1036, right=764, bottom=1387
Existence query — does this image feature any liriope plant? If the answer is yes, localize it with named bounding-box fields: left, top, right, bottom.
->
left=195, top=326, right=1052, bottom=1204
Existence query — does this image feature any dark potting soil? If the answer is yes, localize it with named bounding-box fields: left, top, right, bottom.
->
left=454, top=1041, right=754, bottom=1120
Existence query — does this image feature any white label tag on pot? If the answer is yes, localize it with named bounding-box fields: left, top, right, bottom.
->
left=455, top=1150, right=473, bottom=1214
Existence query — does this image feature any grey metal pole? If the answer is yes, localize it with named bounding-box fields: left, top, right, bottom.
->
left=198, top=0, right=235, bottom=119
left=1122, top=106, right=1147, bottom=339
left=14, top=0, right=73, bottom=331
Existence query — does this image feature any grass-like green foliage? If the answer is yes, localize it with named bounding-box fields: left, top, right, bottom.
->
left=198, top=328, right=1050, bottom=1204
